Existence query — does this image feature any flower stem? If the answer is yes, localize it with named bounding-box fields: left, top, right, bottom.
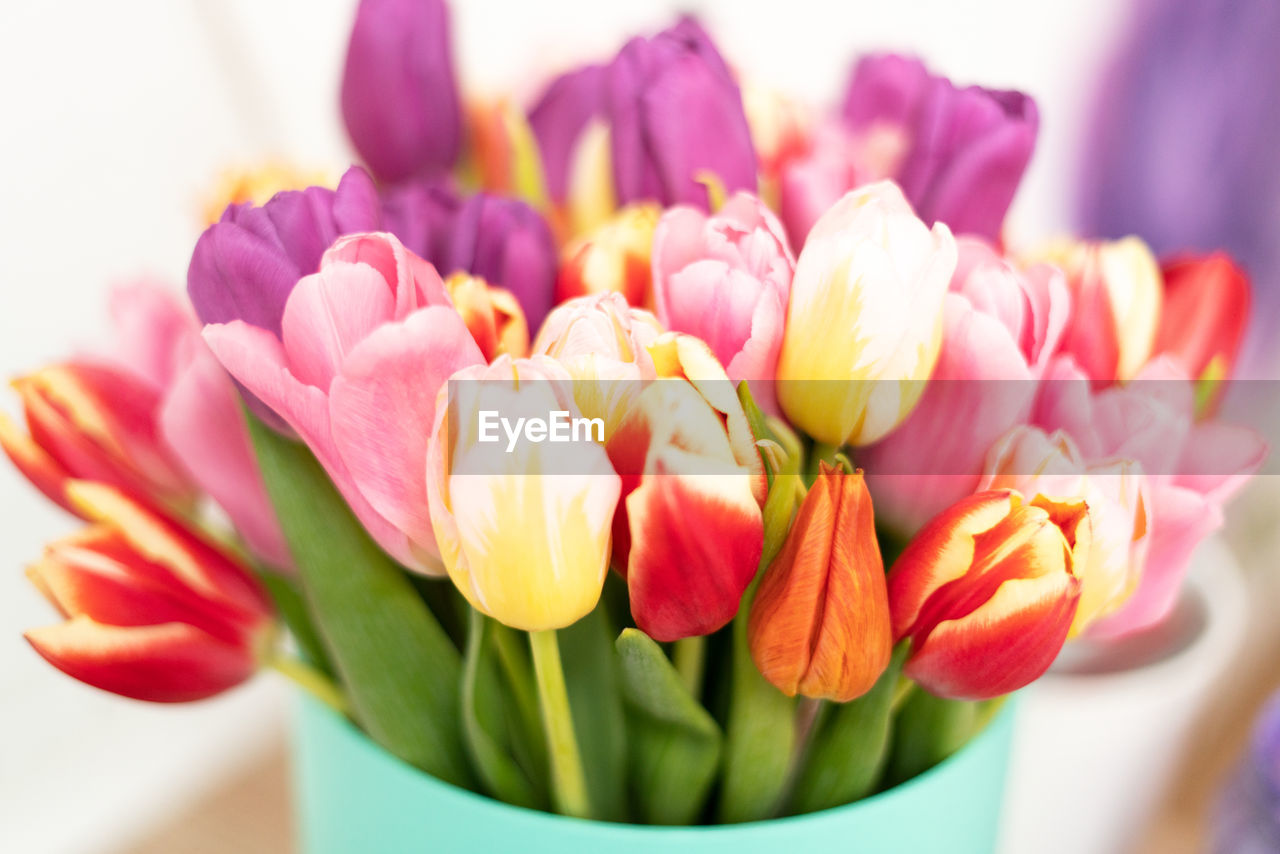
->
left=891, top=674, right=916, bottom=713
left=529, top=629, right=590, bottom=819
left=673, top=635, right=707, bottom=699
left=269, top=655, right=348, bottom=715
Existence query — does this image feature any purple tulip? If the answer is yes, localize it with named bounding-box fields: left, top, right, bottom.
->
left=843, top=54, right=1039, bottom=240
left=381, top=177, right=463, bottom=267
left=528, top=64, right=609, bottom=203
left=439, top=194, right=557, bottom=331
left=1077, top=0, right=1280, bottom=377
left=341, top=0, right=462, bottom=184
left=187, top=166, right=381, bottom=336
left=607, top=18, right=757, bottom=208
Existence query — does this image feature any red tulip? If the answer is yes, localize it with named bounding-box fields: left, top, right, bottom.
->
left=887, top=489, right=1089, bottom=700
left=748, top=464, right=892, bottom=702
left=1155, top=252, right=1250, bottom=410
left=24, top=482, right=273, bottom=702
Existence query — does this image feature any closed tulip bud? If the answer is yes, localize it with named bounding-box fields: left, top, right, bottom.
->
left=1155, top=253, right=1250, bottom=409
left=748, top=464, right=892, bottom=702
left=441, top=194, right=559, bottom=331
left=24, top=482, right=273, bottom=702
left=426, top=356, right=621, bottom=631
left=0, top=362, right=196, bottom=515
left=556, top=203, right=661, bottom=308
left=1029, top=237, right=1163, bottom=382
left=888, top=489, right=1090, bottom=700
left=341, top=0, right=462, bottom=183
left=444, top=272, right=529, bottom=361
left=776, top=181, right=957, bottom=446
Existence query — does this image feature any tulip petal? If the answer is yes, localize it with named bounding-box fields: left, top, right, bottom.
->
left=280, top=262, right=397, bottom=390
left=25, top=616, right=256, bottom=703
left=0, top=410, right=74, bottom=513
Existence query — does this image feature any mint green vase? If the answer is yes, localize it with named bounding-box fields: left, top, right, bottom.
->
left=295, top=697, right=1015, bottom=852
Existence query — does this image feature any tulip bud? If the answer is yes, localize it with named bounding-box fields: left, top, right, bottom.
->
left=748, top=464, right=892, bottom=702
left=0, top=363, right=196, bottom=515
left=23, top=482, right=273, bottom=702
left=341, top=0, right=462, bottom=183
left=888, top=489, right=1089, bottom=700
left=556, top=203, right=661, bottom=308
left=444, top=272, right=529, bottom=361
left=1155, top=253, right=1250, bottom=409
left=1029, top=237, right=1163, bottom=382
left=776, top=181, right=957, bottom=446
left=426, top=356, right=621, bottom=631
left=440, top=194, right=558, bottom=331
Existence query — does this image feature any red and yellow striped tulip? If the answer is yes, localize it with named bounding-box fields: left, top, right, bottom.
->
left=555, top=203, right=661, bottom=309
left=887, top=489, right=1090, bottom=700
left=444, top=272, right=529, bottom=361
left=24, top=482, right=273, bottom=702
left=748, top=464, right=892, bottom=702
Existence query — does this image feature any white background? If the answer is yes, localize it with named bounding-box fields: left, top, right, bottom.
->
left=0, top=2, right=1133, bottom=851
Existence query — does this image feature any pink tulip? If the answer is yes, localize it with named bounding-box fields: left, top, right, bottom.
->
left=108, top=282, right=291, bottom=570
left=204, top=232, right=484, bottom=574
left=862, top=238, right=1069, bottom=532
left=651, top=192, right=795, bottom=415
left=1033, top=355, right=1266, bottom=636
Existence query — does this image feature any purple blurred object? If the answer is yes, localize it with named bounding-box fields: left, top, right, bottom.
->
left=187, top=166, right=382, bottom=337
left=1077, top=0, right=1280, bottom=377
left=528, top=64, right=608, bottom=203
left=528, top=17, right=757, bottom=211
left=341, top=0, right=462, bottom=184
left=1212, top=690, right=1280, bottom=853
left=381, top=177, right=462, bottom=266
left=439, top=194, right=557, bottom=331
left=843, top=54, right=1039, bottom=240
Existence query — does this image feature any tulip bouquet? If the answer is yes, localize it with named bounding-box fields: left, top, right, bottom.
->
left=4, top=0, right=1269, bottom=834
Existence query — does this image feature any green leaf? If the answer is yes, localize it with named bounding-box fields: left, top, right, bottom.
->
left=558, top=604, right=629, bottom=821
left=787, top=645, right=907, bottom=814
left=885, top=688, right=978, bottom=786
left=716, top=589, right=797, bottom=823
left=616, top=629, right=723, bottom=825
left=461, top=610, right=547, bottom=809
left=244, top=412, right=473, bottom=787
left=256, top=567, right=332, bottom=676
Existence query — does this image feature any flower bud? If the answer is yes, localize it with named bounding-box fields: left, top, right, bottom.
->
left=444, top=272, right=529, bottom=361
left=748, top=464, right=892, bottom=701
left=556, top=203, right=660, bottom=308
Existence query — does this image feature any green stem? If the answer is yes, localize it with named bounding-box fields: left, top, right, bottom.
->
left=530, top=630, right=590, bottom=818
left=891, top=674, right=916, bottom=712
left=492, top=622, right=544, bottom=754
left=269, top=655, right=348, bottom=715
left=672, top=635, right=707, bottom=700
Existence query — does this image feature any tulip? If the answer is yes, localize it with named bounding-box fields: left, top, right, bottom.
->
left=341, top=0, right=461, bottom=183
left=465, top=98, right=548, bottom=203
left=443, top=272, right=529, bottom=361
left=0, top=362, right=196, bottom=515
left=651, top=192, right=795, bottom=415
left=741, top=83, right=812, bottom=195
left=777, top=119, right=890, bottom=249
left=1028, top=237, right=1163, bottom=383
left=607, top=18, right=758, bottom=209
left=748, top=464, right=892, bottom=701
left=887, top=489, right=1090, bottom=700
left=1033, top=356, right=1265, bottom=636
left=979, top=425, right=1148, bottom=634
left=203, top=232, right=484, bottom=574
left=556, top=203, right=661, bottom=308
left=1076, top=0, right=1280, bottom=377
left=776, top=181, right=957, bottom=446
left=528, top=64, right=609, bottom=205
left=439, top=193, right=558, bottom=331
left=24, top=482, right=273, bottom=702
left=605, top=334, right=765, bottom=640
left=188, top=166, right=382, bottom=338
left=380, top=176, right=461, bottom=266
left=1154, top=253, right=1250, bottom=408
left=862, top=238, right=1068, bottom=532
left=425, top=356, right=621, bottom=631
left=201, top=162, right=333, bottom=225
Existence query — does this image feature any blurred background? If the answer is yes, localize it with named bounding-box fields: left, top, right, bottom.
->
left=1, top=1, right=1275, bottom=852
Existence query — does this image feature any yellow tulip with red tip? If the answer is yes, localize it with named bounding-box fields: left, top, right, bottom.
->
left=887, top=489, right=1090, bottom=700
left=444, top=272, right=529, bottom=361
left=748, top=463, right=892, bottom=702
left=556, top=203, right=661, bottom=309
left=23, top=482, right=273, bottom=703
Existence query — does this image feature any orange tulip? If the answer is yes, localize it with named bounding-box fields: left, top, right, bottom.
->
left=887, top=489, right=1090, bottom=700
left=748, top=464, right=892, bottom=702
